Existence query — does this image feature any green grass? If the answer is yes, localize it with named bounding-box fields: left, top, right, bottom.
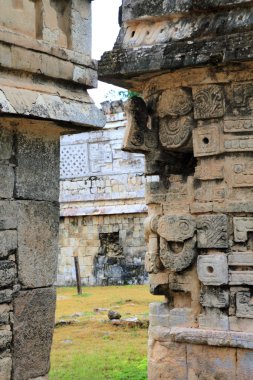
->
left=49, top=286, right=163, bottom=380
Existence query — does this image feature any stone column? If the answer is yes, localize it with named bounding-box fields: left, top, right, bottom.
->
left=0, top=1, right=105, bottom=379
left=99, top=1, right=253, bottom=378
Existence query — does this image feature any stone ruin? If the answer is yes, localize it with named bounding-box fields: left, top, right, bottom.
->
left=58, top=101, right=148, bottom=286
left=99, top=1, right=253, bottom=378
left=0, top=1, right=105, bottom=379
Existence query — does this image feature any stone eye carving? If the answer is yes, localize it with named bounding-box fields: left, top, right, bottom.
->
left=157, top=215, right=197, bottom=272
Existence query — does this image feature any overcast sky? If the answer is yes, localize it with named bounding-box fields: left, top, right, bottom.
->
left=88, top=0, right=125, bottom=106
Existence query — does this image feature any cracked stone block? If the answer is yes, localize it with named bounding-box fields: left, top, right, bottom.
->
left=0, top=261, right=16, bottom=287
left=197, top=254, right=228, bottom=285
left=17, top=201, right=59, bottom=288
left=0, top=165, right=14, bottom=199
left=0, top=230, right=17, bottom=258
left=13, top=287, right=56, bottom=380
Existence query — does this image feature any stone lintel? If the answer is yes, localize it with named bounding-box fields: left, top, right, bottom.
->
left=170, top=327, right=253, bottom=349
left=60, top=203, right=148, bottom=217
left=99, top=31, right=253, bottom=88
left=0, top=86, right=105, bottom=129
left=121, top=0, right=253, bottom=22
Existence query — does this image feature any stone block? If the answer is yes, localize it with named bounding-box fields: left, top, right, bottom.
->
left=236, top=291, right=253, bottom=318
left=0, top=304, right=10, bottom=325
left=199, top=308, right=229, bottom=330
left=229, top=317, right=253, bottom=333
left=15, top=126, right=60, bottom=201
left=200, top=286, right=229, bottom=308
left=236, top=349, right=253, bottom=380
left=13, top=288, right=56, bottom=380
left=0, top=261, right=16, bottom=287
left=197, top=254, right=228, bottom=286
left=169, top=308, right=195, bottom=328
left=192, top=124, right=221, bottom=157
left=157, top=88, right=192, bottom=117
left=0, top=127, right=13, bottom=160
left=0, top=230, right=17, bottom=259
left=17, top=201, right=59, bottom=288
left=196, top=214, right=228, bottom=248
left=229, top=270, right=253, bottom=286
left=148, top=340, right=187, bottom=380
left=233, top=217, right=253, bottom=242
left=0, top=331, right=12, bottom=350
left=0, top=201, right=17, bottom=230
left=0, top=165, right=14, bottom=199
left=149, top=302, right=170, bottom=328
left=187, top=344, right=236, bottom=380
left=0, top=356, right=12, bottom=380
left=0, top=290, right=13, bottom=304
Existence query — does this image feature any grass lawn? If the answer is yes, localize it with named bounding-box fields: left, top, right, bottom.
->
left=49, top=285, right=163, bottom=380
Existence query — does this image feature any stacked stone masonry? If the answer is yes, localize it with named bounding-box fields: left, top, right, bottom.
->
left=99, top=1, right=253, bottom=379
left=59, top=104, right=148, bottom=286
left=0, top=1, right=104, bottom=379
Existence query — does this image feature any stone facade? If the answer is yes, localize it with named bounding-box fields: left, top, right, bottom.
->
left=99, top=1, right=253, bottom=379
left=58, top=103, right=148, bottom=286
left=0, top=2, right=104, bottom=379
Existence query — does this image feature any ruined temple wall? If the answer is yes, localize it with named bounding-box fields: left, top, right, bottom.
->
left=99, top=0, right=253, bottom=378
left=59, top=107, right=148, bottom=286
left=58, top=213, right=147, bottom=286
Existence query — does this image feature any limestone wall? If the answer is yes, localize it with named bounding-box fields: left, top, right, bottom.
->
left=99, top=1, right=253, bottom=379
left=59, top=106, right=148, bottom=286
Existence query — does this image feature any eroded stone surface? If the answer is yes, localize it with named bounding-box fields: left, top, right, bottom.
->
left=13, top=288, right=56, bottom=380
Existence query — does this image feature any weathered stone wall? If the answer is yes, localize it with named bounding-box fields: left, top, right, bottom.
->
left=58, top=213, right=147, bottom=286
left=99, top=1, right=253, bottom=379
left=59, top=105, right=148, bottom=286
left=0, top=1, right=104, bottom=378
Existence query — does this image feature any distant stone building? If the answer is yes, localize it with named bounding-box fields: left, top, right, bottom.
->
left=58, top=101, right=148, bottom=286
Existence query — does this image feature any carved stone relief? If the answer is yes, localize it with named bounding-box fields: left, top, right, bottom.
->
left=193, top=85, right=225, bottom=120
left=197, top=254, right=228, bottom=286
left=196, top=214, right=228, bottom=249
left=157, top=215, right=196, bottom=242
left=159, top=116, right=194, bottom=150
left=234, top=217, right=253, bottom=242
left=236, top=291, right=253, bottom=318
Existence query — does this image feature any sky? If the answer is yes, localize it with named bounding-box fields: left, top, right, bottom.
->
left=88, top=0, right=125, bottom=107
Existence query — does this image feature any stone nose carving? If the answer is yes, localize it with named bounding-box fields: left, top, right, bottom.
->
left=157, top=215, right=197, bottom=272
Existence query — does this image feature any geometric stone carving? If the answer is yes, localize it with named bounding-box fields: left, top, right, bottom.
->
left=193, top=85, right=224, bottom=120
left=157, top=88, right=192, bottom=117
left=236, top=291, right=253, bottom=319
left=234, top=217, right=253, bottom=242
left=229, top=251, right=253, bottom=285
left=197, top=254, right=228, bottom=285
left=231, top=161, right=253, bottom=188
left=200, top=286, right=229, bottom=308
left=197, top=214, right=228, bottom=249
left=123, top=97, right=157, bottom=153
left=192, top=124, right=220, bottom=157
left=159, top=116, right=193, bottom=150
left=157, top=215, right=196, bottom=242
left=13, top=288, right=56, bottom=380
left=224, top=117, right=253, bottom=133
left=160, top=235, right=197, bottom=272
